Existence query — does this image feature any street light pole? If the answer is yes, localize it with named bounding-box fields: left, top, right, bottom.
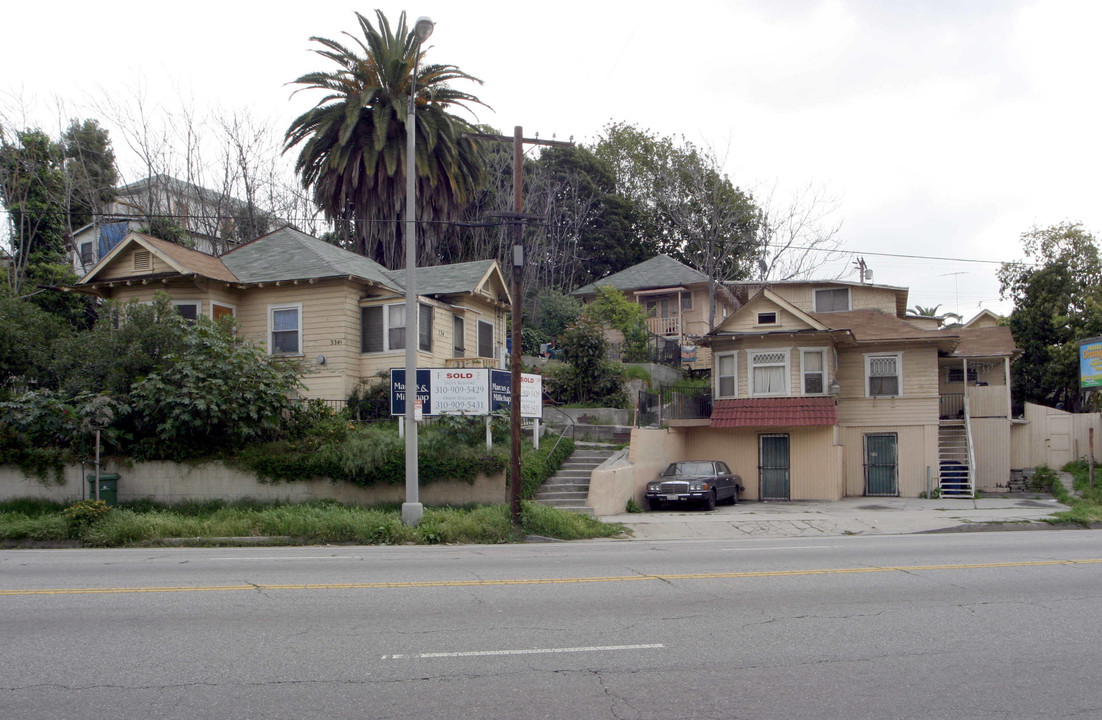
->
left=402, top=15, right=434, bottom=527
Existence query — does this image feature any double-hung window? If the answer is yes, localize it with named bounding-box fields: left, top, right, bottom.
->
left=79, top=242, right=94, bottom=267
left=171, top=300, right=201, bottom=323
left=749, top=349, right=790, bottom=396
left=866, top=353, right=902, bottom=397
left=269, top=303, right=302, bottom=356
left=716, top=352, right=737, bottom=398
left=801, top=348, right=827, bottom=395
left=361, top=302, right=432, bottom=353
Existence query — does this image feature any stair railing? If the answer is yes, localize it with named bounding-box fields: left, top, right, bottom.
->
left=963, top=394, right=977, bottom=498
left=541, top=404, right=576, bottom=458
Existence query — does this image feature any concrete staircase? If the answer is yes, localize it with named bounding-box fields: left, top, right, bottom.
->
left=533, top=442, right=618, bottom=516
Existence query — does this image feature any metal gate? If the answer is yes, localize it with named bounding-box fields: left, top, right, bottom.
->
left=759, top=433, right=790, bottom=500
left=864, top=433, right=898, bottom=496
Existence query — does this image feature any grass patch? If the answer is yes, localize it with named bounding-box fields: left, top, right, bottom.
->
left=1045, top=460, right=1102, bottom=526
left=0, top=497, right=623, bottom=547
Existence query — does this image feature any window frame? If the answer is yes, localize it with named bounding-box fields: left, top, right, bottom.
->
left=360, top=301, right=433, bottom=354
left=748, top=348, right=791, bottom=398
left=211, top=302, right=236, bottom=321
left=865, top=352, right=903, bottom=398
left=680, top=293, right=692, bottom=311
left=453, top=315, right=465, bottom=357
left=756, top=311, right=778, bottom=326
left=79, top=241, right=94, bottom=267
left=171, top=299, right=202, bottom=323
left=268, top=302, right=303, bottom=357
left=715, top=351, right=738, bottom=399
left=418, top=303, right=433, bottom=353
left=477, top=319, right=494, bottom=359
left=799, top=347, right=828, bottom=396
left=813, top=287, right=851, bottom=313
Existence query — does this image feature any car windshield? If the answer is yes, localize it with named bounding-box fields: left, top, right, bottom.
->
left=664, top=462, right=714, bottom=476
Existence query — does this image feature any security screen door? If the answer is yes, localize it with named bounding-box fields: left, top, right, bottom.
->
left=759, top=433, right=790, bottom=500
left=864, top=433, right=898, bottom=496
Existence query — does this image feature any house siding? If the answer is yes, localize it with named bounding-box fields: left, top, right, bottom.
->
left=840, top=425, right=937, bottom=497
left=768, top=284, right=899, bottom=315
left=98, top=245, right=172, bottom=280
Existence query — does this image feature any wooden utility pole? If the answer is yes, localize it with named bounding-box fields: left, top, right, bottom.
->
left=467, top=127, right=572, bottom=527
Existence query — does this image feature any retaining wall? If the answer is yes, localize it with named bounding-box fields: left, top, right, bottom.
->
left=0, top=462, right=506, bottom=506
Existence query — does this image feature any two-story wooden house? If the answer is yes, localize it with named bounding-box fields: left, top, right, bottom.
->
left=652, top=279, right=1018, bottom=500
left=571, top=255, right=740, bottom=368
left=72, top=226, right=511, bottom=400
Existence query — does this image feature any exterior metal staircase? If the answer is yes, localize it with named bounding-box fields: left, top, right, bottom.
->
left=938, top=396, right=975, bottom=498
left=533, top=442, right=617, bottom=516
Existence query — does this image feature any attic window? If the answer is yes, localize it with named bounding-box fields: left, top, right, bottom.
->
left=757, top=312, right=777, bottom=325
left=133, top=250, right=152, bottom=272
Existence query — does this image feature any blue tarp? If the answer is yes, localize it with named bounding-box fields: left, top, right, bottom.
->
left=97, top=222, right=129, bottom=258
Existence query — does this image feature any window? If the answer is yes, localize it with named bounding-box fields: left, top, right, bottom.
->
left=681, top=293, right=692, bottom=311
left=801, top=349, right=826, bottom=395
left=645, top=297, right=671, bottom=317
left=716, top=352, right=737, bottom=398
left=388, top=305, right=406, bottom=350
left=79, top=242, right=94, bottom=267
left=171, top=300, right=201, bottom=323
left=212, top=303, right=235, bottom=322
left=757, top=312, right=777, bottom=325
left=750, top=349, right=790, bottom=396
left=947, top=367, right=978, bottom=383
left=453, top=316, right=465, bottom=357
left=866, top=353, right=902, bottom=397
left=419, top=304, right=433, bottom=353
left=269, top=304, right=302, bottom=355
left=814, top=287, right=850, bottom=313
left=477, top=320, right=494, bottom=359
left=361, top=302, right=432, bottom=353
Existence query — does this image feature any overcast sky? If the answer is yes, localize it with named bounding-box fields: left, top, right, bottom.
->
left=3, top=0, right=1099, bottom=319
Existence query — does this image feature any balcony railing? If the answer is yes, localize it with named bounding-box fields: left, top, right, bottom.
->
left=646, top=316, right=681, bottom=337
left=638, top=385, right=713, bottom=425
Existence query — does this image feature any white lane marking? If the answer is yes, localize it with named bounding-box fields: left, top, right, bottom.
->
left=730, top=545, right=831, bottom=551
left=382, top=643, right=664, bottom=660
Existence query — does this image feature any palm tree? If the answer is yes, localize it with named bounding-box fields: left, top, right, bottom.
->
left=284, top=10, right=487, bottom=267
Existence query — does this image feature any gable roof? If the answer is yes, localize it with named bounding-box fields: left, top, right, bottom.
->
left=385, top=259, right=506, bottom=299
left=963, top=309, right=1003, bottom=329
left=712, top=288, right=828, bottom=335
left=728, top=279, right=910, bottom=318
left=78, top=232, right=239, bottom=284
left=222, top=226, right=397, bottom=288
left=572, top=255, right=711, bottom=296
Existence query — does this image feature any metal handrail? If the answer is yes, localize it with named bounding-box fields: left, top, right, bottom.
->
left=541, top=403, right=576, bottom=458
left=964, top=394, right=977, bottom=497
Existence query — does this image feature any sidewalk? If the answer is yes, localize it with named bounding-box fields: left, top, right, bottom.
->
left=602, top=495, right=1078, bottom=540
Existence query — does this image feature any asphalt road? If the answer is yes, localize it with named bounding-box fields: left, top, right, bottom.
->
left=2, top=531, right=1101, bottom=719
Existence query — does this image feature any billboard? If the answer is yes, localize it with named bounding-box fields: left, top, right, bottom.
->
left=391, top=369, right=542, bottom=418
left=1080, top=337, right=1102, bottom=389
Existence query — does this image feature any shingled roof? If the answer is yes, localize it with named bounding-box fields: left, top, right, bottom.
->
left=944, top=325, right=1019, bottom=357
left=808, top=309, right=955, bottom=343
left=221, top=226, right=396, bottom=287
left=710, top=398, right=838, bottom=428
left=572, top=255, right=711, bottom=296
left=385, top=259, right=500, bottom=297
left=130, top=233, right=239, bottom=283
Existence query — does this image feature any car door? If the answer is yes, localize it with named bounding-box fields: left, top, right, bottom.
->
left=715, top=461, right=736, bottom=501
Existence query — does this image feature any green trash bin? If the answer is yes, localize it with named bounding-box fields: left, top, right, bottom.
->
left=87, top=473, right=120, bottom=506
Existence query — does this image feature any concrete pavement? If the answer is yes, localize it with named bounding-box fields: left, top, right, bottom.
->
left=603, top=494, right=1080, bottom=540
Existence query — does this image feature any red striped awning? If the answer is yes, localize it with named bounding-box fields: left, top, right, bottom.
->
left=710, top=397, right=838, bottom=428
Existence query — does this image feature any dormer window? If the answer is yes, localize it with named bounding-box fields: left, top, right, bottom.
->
left=814, top=287, right=850, bottom=313
left=757, top=312, right=777, bottom=325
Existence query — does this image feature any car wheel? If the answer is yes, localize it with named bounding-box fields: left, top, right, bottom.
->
left=703, top=490, right=716, bottom=511
left=726, top=491, right=737, bottom=505
left=647, top=498, right=663, bottom=512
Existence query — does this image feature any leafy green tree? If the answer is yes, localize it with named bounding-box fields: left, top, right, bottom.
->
left=998, top=222, right=1102, bottom=411
left=284, top=10, right=487, bottom=268
left=60, top=118, right=118, bottom=230
left=530, top=289, right=583, bottom=341
left=0, top=296, right=73, bottom=394
left=545, top=316, right=625, bottom=406
left=584, top=287, right=650, bottom=362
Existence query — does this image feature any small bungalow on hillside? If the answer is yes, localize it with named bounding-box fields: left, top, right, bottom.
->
left=72, top=226, right=511, bottom=399
left=590, top=278, right=1020, bottom=512
left=571, top=255, right=739, bottom=368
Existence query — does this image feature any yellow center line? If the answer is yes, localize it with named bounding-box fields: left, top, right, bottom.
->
left=2, top=558, right=1099, bottom=597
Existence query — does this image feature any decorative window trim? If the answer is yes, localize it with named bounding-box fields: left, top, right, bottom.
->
left=799, top=347, right=828, bottom=396
left=865, top=352, right=903, bottom=398
left=715, top=351, right=738, bottom=399
left=268, top=302, right=303, bottom=356
left=748, top=348, right=791, bottom=397
left=813, top=287, right=850, bottom=313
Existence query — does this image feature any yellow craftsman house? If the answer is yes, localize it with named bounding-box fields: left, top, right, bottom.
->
left=632, top=279, right=1019, bottom=501
left=74, top=226, right=511, bottom=399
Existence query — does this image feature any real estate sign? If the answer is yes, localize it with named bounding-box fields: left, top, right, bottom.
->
left=390, top=369, right=542, bottom=418
left=1080, top=337, right=1102, bottom=388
